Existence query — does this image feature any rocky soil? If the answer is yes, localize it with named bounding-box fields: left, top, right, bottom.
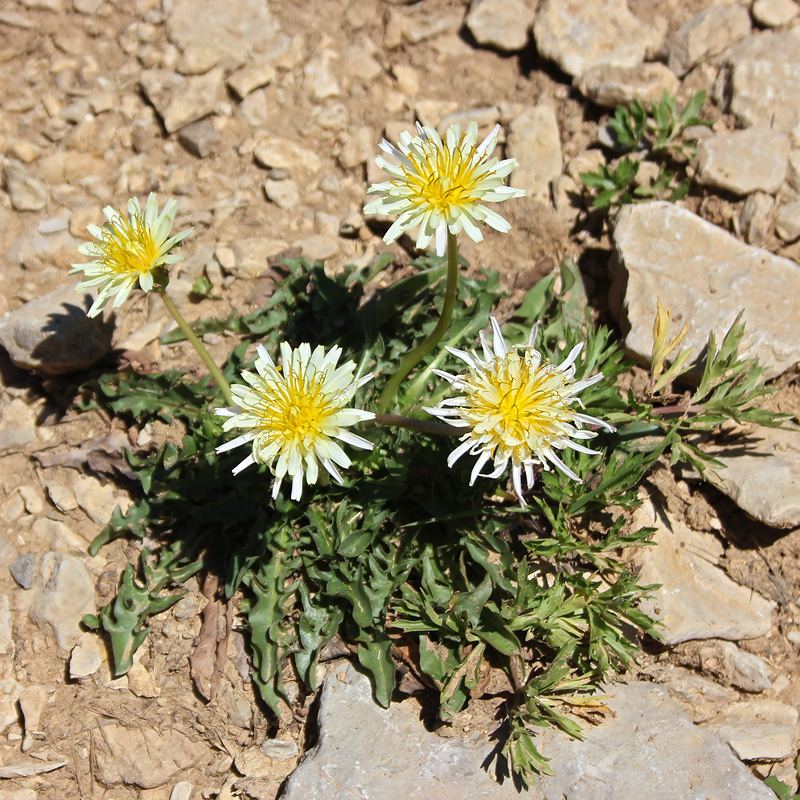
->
left=1, top=0, right=800, bottom=798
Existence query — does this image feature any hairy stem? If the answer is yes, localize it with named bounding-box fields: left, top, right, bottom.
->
left=377, top=232, right=459, bottom=413
left=373, top=413, right=462, bottom=437
left=158, top=290, right=234, bottom=406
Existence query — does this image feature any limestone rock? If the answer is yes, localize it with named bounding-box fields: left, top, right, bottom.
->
left=226, top=59, right=276, bottom=101
left=667, top=5, right=751, bottom=77
left=610, top=202, right=800, bottom=379
left=696, top=125, right=789, bottom=195
left=506, top=105, right=562, bottom=204
left=166, top=0, right=271, bottom=70
left=534, top=0, right=662, bottom=79
left=29, top=553, right=95, bottom=652
left=0, top=282, right=112, bottom=375
left=0, top=679, right=23, bottom=734
left=699, top=640, right=772, bottom=693
left=724, top=32, right=800, bottom=133
left=576, top=62, right=680, bottom=110
left=709, top=424, right=800, bottom=529
left=631, top=496, right=774, bottom=644
left=0, top=398, right=37, bottom=453
left=92, top=722, right=209, bottom=789
left=177, top=119, right=221, bottom=158
left=702, top=701, right=798, bottom=762
left=464, top=0, right=537, bottom=53
left=2, top=159, right=47, bottom=211
left=282, top=661, right=776, bottom=800
left=69, top=632, right=105, bottom=680
left=253, top=138, right=323, bottom=175
left=640, top=664, right=733, bottom=723
left=739, top=192, right=774, bottom=246
left=0, top=595, right=12, bottom=658
left=752, top=0, right=799, bottom=28
left=775, top=199, right=800, bottom=243
left=139, top=68, right=225, bottom=134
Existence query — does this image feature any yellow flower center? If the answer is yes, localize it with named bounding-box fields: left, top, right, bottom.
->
left=100, top=213, right=160, bottom=276
left=404, top=138, right=484, bottom=214
left=465, top=354, right=572, bottom=454
left=256, top=369, right=334, bottom=446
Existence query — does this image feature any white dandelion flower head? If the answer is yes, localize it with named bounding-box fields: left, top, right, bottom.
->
left=70, top=193, right=193, bottom=317
left=425, top=318, right=615, bottom=502
left=364, top=121, right=525, bottom=257
left=216, top=342, right=375, bottom=502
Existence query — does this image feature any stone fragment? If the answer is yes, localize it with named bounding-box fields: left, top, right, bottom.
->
left=178, top=120, right=221, bottom=158
left=92, top=722, right=208, bottom=789
left=260, top=739, right=299, bottom=759
left=439, top=107, right=500, bottom=133
left=702, top=701, right=798, bottom=761
left=219, top=682, right=251, bottom=728
left=227, top=59, right=276, bottom=101
left=708, top=424, right=800, bottom=529
left=506, top=105, right=562, bottom=204
left=739, top=192, right=774, bottom=246
left=576, top=62, right=679, bottom=109
left=239, top=89, right=268, bottom=127
left=253, top=138, right=323, bottom=174
left=610, top=202, right=800, bottom=379
left=139, top=69, right=225, bottom=134
left=6, top=224, right=80, bottom=271
left=166, top=0, right=271, bottom=70
left=19, top=685, right=47, bottom=752
left=0, top=283, right=113, bottom=375
left=752, top=0, right=798, bottom=28
left=0, top=679, right=23, bottom=734
left=29, top=553, right=95, bottom=652
left=10, top=554, right=38, bottom=590
left=533, top=0, right=661, bottom=79
left=127, top=662, right=158, bottom=698
left=775, top=199, right=800, bottom=242
left=0, top=535, right=19, bottom=570
left=282, top=661, right=774, bottom=800
left=228, top=238, right=289, bottom=278
left=632, top=496, right=774, bottom=644
left=235, top=745, right=297, bottom=778
left=69, top=632, right=105, bottom=679
left=304, top=50, right=340, bottom=100
left=0, top=595, right=12, bottom=657
left=696, top=125, right=789, bottom=195
left=667, top=5, right=751, bottom=77
left=71, top=473, right=128, bottom=526
left=699, top=640, right=772, bottom=693
left=0, top=398, right=37, bottom=453
left=2, top=160, right=47, bottom=211
left=170, top=783, right=193, bottom=800
left=73, top=0, right=102, bottom=12
left=464, top=0, right=536, bottom=53
left=298, top=235, right=339, bottom=262
left=263, top=179, right=299, bottom=210
left=641, top=664, right=733, bottom=723
left=724, top=32, right=800, bottom=133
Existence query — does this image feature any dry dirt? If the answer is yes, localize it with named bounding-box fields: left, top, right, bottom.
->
left=1, top=1, right=800, bottom=798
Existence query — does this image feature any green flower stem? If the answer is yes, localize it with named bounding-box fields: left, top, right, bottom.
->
left=158, top=290, right=234, bottom=406
left=377, top=231, right=460, bottom=413
left=372, top=413, right=461, bottom=437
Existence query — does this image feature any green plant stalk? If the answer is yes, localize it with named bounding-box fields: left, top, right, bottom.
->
left=373, top=413, right=461, bottom=437
left=377, top=231, right=460, bottom=413
left=158, top=290, right=234, bottom=406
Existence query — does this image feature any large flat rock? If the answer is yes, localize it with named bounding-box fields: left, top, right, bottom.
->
left=610, top=202, right=800, bottom=379
left=281, top=661, right=775, bottom=800
left=632, top=497, right=775, bottom=645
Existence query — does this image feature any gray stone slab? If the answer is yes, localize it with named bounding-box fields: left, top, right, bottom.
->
left=610, top=202, right=800, bottom=379
left=281, top=662, right=776, bottom=800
